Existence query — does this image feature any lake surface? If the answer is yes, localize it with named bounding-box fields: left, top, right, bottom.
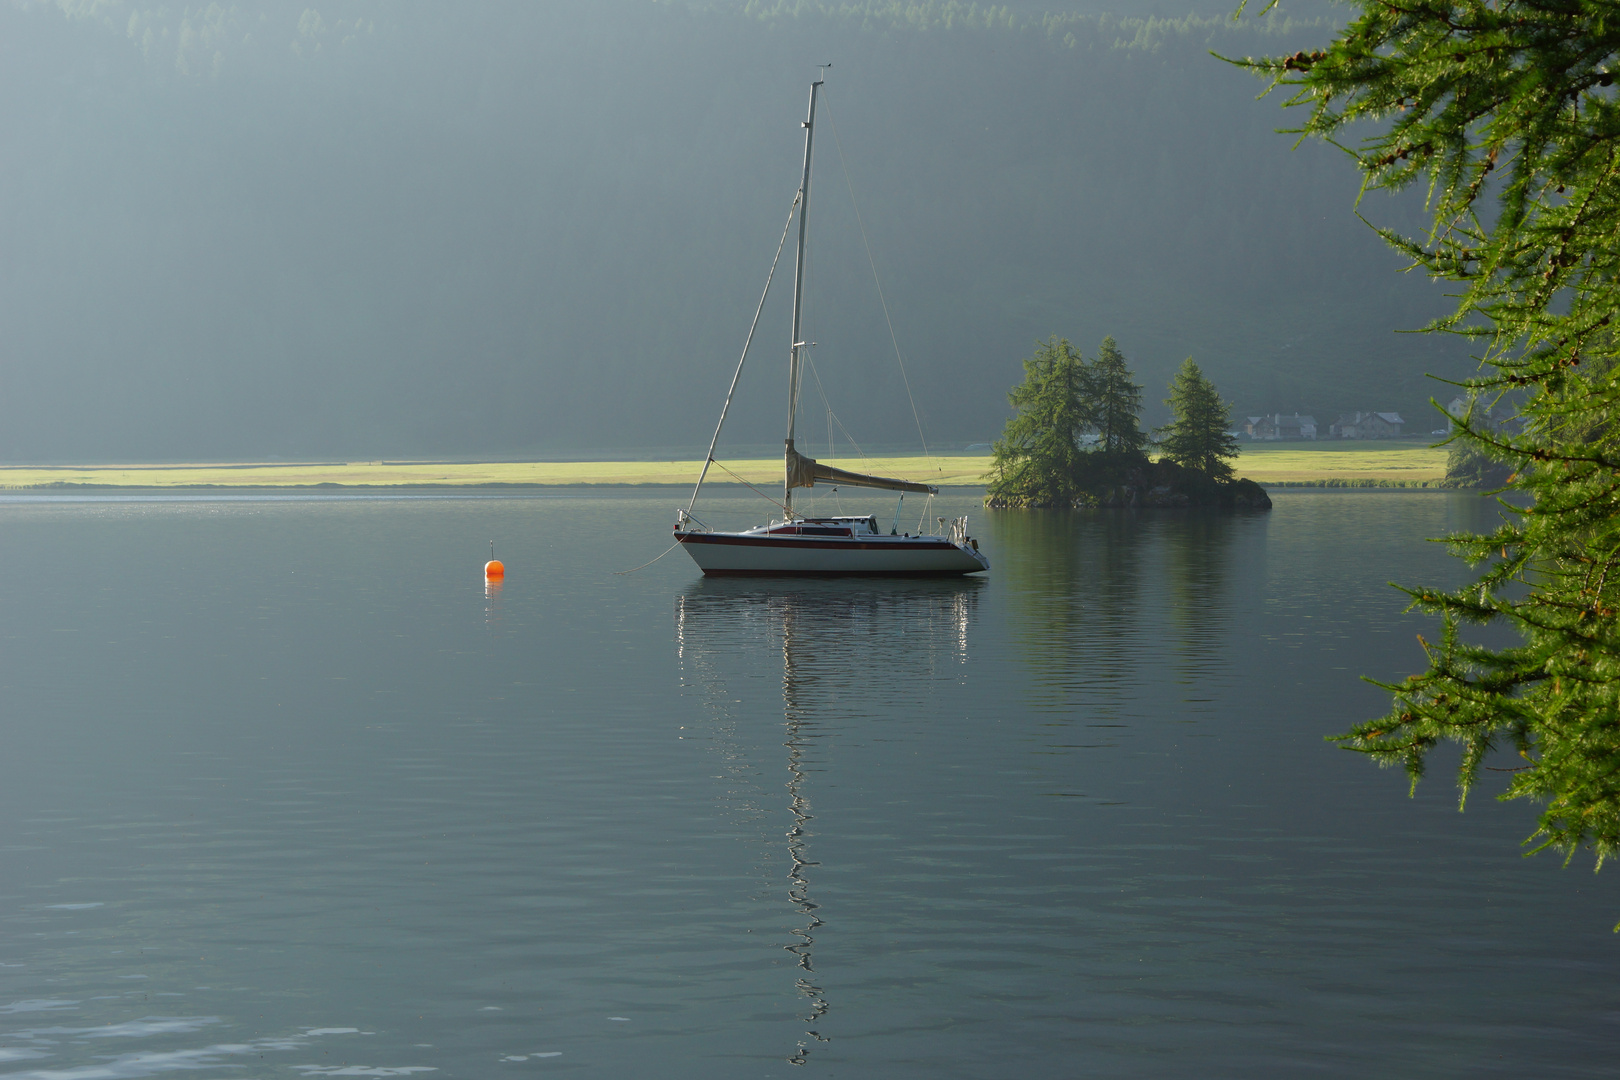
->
left=0, top=488, right=1615, bottom=1078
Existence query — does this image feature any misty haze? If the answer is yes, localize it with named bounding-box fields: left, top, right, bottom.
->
left=3, top=3, right=1615, bottom=1078
left=6, top=0, right=1465, bottom=462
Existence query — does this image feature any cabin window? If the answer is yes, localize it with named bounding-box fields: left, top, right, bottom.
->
left=768, top=525, right=852, bottom=537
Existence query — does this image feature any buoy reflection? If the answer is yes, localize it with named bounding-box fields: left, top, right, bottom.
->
left=484, top=575, right=504, bottom=625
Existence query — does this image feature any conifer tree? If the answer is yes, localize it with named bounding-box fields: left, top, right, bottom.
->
left=1238, top=1, right=1620, bottom=866
left=1158, top=358, right=1238, bottom=481
left=986, top=337, right=1093, bottom=506
left=1090, top=336, right=1149, bottom=458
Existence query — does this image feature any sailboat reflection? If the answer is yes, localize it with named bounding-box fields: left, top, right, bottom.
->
left=674, top=578, right=981, bottom=1064
left=780, top=599, right=826, bottom=1064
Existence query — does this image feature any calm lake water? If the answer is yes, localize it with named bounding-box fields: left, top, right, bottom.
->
left=1, top=488, right=1616, bottom=1078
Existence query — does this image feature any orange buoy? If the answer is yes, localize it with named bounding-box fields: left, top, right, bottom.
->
left=485, top=540, right=504, bottom=578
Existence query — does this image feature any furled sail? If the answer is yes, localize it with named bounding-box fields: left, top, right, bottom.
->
left=785, top=440, right=937, bottom=495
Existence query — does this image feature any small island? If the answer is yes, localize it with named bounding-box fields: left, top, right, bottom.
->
left=984, top=336, right=1270, bottom=510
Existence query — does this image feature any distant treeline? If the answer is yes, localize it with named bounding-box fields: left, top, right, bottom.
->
left=710, top=1, right=1324, bottom=46
left=65, top=0, right=1331, bottom=64
left=1, top=0, right=1465, bottom=461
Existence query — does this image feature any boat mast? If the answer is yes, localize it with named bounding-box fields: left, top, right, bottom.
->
left=785, top=71, right=824, bottom=515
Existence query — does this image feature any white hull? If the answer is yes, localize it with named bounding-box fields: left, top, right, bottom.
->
left=675, top=529, right=989, bottom=576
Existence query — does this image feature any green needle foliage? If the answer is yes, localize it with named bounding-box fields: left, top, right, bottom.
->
left=1160, top=357, right=1239, bottom=481
left=1093, top=335, right=1151, bottom=459
left=1234, top=1, right=1620, bottom=867
left=987, top=337, right=1095, bottom=506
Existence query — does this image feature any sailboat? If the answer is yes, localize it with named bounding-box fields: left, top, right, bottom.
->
left=673, top=74, right=990, bottom=577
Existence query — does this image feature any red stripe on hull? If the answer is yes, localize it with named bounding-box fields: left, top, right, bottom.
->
left=675, top=532, right=954, bottom=552
left=700, top=567, right=978, bottom=577
left=672, top=529, right=988, bottom=576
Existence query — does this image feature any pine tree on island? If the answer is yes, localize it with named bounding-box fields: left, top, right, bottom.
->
left=1091, top=335, right=1150, bottom=460
left=985, top=337, right=1267, bottom=509
left=986, top=337, right=1094, bottom=507
left=1158, top=358, right=1239, bottom=482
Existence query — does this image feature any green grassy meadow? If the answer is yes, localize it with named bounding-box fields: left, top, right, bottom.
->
left=0, top=441, right=1451, bottom=490
left=1230, top=440, right=1450, bottom=486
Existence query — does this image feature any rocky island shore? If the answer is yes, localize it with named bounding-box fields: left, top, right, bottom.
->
left=987, top=459, right=1271, bottom=510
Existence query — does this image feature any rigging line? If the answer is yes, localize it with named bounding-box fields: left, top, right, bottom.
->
left=800, top=348, right=871, bottom=463
left=821, top=90, right=933, bottom=464
left=828, top=409, right=868, bottom=461
left=688, top=190, right=803, bottom=514
left=713, top=458, right=793, bottom=517
left=614, top=538, right=683, bottom=575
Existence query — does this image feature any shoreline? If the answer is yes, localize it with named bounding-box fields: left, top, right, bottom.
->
left=0, top=443, right=1452, bottom=491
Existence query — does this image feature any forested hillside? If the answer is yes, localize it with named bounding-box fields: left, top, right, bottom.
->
left=0, top=0, right=1467, bottom=460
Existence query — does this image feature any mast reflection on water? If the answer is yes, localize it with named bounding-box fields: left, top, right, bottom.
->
left=674, top=579, right=980, bottom=1064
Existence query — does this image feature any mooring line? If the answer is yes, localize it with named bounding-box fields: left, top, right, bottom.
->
left=614, top=539, right=683, bottom=575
